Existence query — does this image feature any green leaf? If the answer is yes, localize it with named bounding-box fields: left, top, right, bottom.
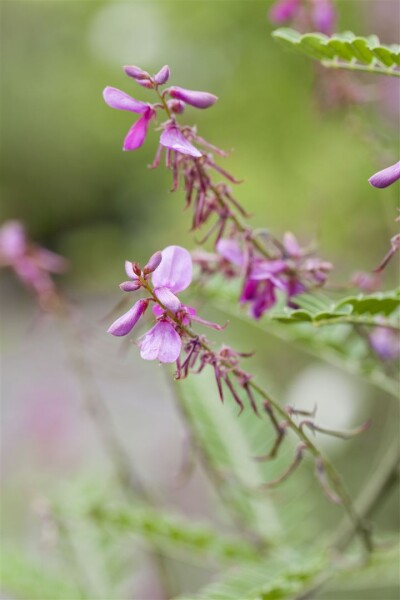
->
left=175, top=369, right=283, bottom=541
left=272, top=28, right=400, bottom=77
left=0, top=547, right=87, bottom=600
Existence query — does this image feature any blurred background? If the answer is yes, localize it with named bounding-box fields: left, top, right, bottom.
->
left=1, top=1, right=399, bottom=599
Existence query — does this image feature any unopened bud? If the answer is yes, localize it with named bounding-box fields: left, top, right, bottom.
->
left=143, top=251, right=162, bottom=274
left=119, top=281, right=141, bottom=292
left=154, top=65, right=170, bottom=85
left=167, top=99, right=185, bottom=114
left=123, top=65, right=151, bottom=80
left=167, top=86, right=218, bottom=109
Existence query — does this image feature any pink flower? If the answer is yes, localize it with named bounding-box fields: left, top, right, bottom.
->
left=103, top=87, right=155, bottom=151
left=369, top=161, right=400, bottom=189
left=370, top=322, right=400, bottom=361
left=108, top=245, right=193, bottom=363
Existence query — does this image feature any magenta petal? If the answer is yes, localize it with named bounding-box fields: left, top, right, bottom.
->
left=139, top=320, right=182, bottom=363
left=369, top=161, right=400, bottom=189
left=154, top=287, right=181, bottom=313
left=152, top=246, right=193, bottom=293
left=160, top=126, right=202, bottom=157
left=154, top=65, right=170, bottom=85
left=216, top=239, right=244, bottom=267
left=103, top=87, right=148, bottom=114
left=107, top=299, right=147, bottom=336
left=123, top=110, right=154, bottom=151
left=311, top=0, right=336, bottom=35
left=168, top=86, right=218, bottom=109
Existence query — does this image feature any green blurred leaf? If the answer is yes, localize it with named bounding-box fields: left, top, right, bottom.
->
left=176, top=369, right=283, bottom=541
left=88, top=503, right=260, bottom=565
left=0, top=547, right=87, bottom=600
left=272, top=29, right=400, bottom=76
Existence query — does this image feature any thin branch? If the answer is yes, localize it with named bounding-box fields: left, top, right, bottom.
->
left=321, top=59, right=400, bottom=78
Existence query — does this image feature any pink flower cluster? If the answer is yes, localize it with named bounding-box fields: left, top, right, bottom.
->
left=104, top=65, right=331, bottom=319
left=0, top=220, right=66, bottom=304
left=196, top=232, right=332, bottom=319
left=108, top=245, right=223, bottom=363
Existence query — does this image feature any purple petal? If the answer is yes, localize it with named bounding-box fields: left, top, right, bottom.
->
left=269, top=0, right=300, bottom=23
left=119, top=280, right=140, bottom=292
left=250, top=260, right=287, bottom=280
left=154, top=286, right=181, bottom=313
left=154, top=65, right=170, bottom=85
left=152, top=246, right=193, bottom=293
left=369, top=161, right=400, bottom=189
left=216, top=239, right=244, bottom=267
left=168, top=86, right=218, bottom=109
left=107, top=299, right=148, bottom=336
left=143, top=251, right=162, bottom=274
left=103, top=87, right=148, bottom=114
left=123, top=109, right=154, bottom=151
left=160, top=126, right=201, bottom=157
left=139, top=320, right=182, bottom=363
left=123, top=65, right=151, bottom=80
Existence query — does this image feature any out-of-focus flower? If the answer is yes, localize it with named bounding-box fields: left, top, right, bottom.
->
left=0, top=220, right=67, bottom=302
left=215, top=233, right=331, bottom=318
left=352, top=271, right=382, bottom=292
left=369, top=161, right=400, bottom=189
left=370, top=322, right=400, bottom=360
left=269, top=0, right=335, bottom=35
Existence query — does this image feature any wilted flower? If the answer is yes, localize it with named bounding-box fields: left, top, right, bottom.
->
left=369, top=161, right=400, bottom=189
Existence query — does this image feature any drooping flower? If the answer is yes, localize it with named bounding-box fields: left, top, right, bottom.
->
left=166, top=86, right=218, bottom=109
left=368, top=161, right=400, bottom=189
left=103, top=87, right=156, bottom=151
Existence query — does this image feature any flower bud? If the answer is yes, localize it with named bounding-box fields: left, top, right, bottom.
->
left=123, top=65, right=151, bottom=80
left=154, top=65, right=170, bottom=85
left=167, top=86, right=218, bottom=109
left=143, top=251, right=162, bottom=274
left=167, top=99, right=185, bottom=114
left=119, top=281, right=141, bottom=292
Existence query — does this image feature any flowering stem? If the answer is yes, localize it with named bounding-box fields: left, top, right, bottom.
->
left=321, top=60, right=400, bottom=78
left=140, top=278, right=373, bottom=553
left=155, top=87, right=273, bottom=259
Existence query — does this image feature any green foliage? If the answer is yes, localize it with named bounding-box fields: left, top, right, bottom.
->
left=175, top=550, right=326, bottom=600
left=0, top=547, right=87, bottom=600
left=175, top=369, right=284, bottom=542
left=89, top=503, right=260, bottom=565
left=196, top=280, right=399, bottom=397
left=272, top=29, right=400, bottom=77
left=269, top=290, right=400, bottom=327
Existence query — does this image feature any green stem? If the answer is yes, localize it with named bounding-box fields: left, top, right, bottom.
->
left=321, top=59, right=400, bottom=78
left=314, top=317, right=400, bottom=332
